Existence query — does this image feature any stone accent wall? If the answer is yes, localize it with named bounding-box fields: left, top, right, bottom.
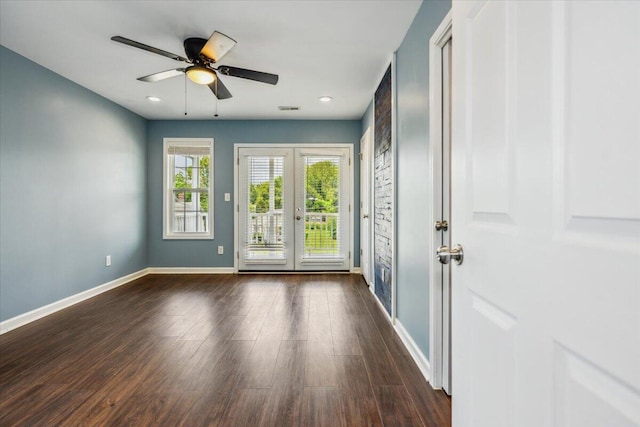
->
left=374, top=65, right=393, bottom=315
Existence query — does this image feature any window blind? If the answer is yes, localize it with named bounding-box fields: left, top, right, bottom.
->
left=167, top=145, right=211, bottom=156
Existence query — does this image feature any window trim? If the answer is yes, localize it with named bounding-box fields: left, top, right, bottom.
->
left=163, top=138, right=214, bottom=240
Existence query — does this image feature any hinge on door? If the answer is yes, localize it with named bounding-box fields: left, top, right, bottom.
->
left=360, top=249, right=363, bottom=256
left=237, top=204, right=239, bottom=212
left=349, top=204, right=351, bottom=213
left=349, top=157, right=351, bottom=166
left=359, top=152, right=363, bottom=160
left=349, top=251, right=351, bottom=259
left=237, top=157, right=239, bottom=165
left=236, top=251, right=239, bottom=259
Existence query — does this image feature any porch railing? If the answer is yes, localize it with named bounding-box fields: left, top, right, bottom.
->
left=249, top=211, right=284, bottom=245
left=174, top=212, right=208, bottom=232
left=248, top=211, right=338, bottom=249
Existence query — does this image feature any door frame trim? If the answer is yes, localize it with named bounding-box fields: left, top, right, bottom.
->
left=233, top=143, right=355, bottom=274
left=428, top=10, right=453, bottom=391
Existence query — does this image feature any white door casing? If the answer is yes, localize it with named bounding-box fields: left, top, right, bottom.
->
left=360, top=127, right=373, bottom=286
left=429, top=10, right=453, bottom=392
left=452, top=1, right=640, bottom=426
left=441, top=36, right=453, bottom=395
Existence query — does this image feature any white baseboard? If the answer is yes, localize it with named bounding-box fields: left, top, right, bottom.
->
left=147, top=267, right=235, bottom=274
left=395, top=320, right=431, bottom=382
left=371, top=287, right=393, bottom=323
left=0, top=268, right=149, bottom=335
left=352, top=267, right=362, bottom=274
left=367, top=287, right=432, bottom=384
left=0, top=266, right=235, bottom=334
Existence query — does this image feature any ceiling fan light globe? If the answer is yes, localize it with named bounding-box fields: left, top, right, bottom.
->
left=186, top=66, right=216, bottom=85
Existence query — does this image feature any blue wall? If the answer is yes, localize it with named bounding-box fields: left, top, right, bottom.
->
left=359, top=1, right=451, bottom=358
left=361, top=98, right=374, bottom=135
left=0, top=46, right=148, bottom=322
left=394, top=0, right=451, bottom=356
left=146, top=120, right=361, bottom=268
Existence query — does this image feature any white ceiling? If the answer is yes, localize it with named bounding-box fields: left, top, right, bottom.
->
left=0, top=0, right=422, bottom=120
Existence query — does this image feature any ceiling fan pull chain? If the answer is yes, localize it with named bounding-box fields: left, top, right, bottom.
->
left=184, top=73, right=188, bottom=116
left=214, top=79, right=219, bottom=118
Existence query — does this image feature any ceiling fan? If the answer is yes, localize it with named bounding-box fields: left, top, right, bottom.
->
left=111, top=31, right=279, bottom=100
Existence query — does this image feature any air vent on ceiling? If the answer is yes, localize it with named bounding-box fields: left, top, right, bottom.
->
left=278, top=106, right=300, bottom=111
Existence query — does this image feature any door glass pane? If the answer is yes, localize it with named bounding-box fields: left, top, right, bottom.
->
left=245, top=156, right=286, bottom=260
left=303, top=155, right=340, bottom=258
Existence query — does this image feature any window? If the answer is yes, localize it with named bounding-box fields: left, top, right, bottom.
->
left=163, top=138, right=213, bottom=239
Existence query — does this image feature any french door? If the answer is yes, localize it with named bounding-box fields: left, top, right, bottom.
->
left=237, top=145, right=351, bottom=271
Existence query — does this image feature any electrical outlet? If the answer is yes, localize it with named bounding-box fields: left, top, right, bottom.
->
left=224, top=193, right=231, bottom=202
left=105, top=255, right=111, bottom=266
left=217, top=246, right=224, bottom=255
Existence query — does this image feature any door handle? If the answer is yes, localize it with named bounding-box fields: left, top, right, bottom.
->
left=436, top=244, right=464, bottom=265
left=363, top=214, right=369, bottom=219
left=296, top=215, right=302, bottom=220
left=434, top=220, right=448, bottom=231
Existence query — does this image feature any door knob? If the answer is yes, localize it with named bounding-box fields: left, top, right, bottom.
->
left=434, top=220, right=448, bottom=231
left=436, top=244, right=464, bottom=265
left=296, top=215, right=302, bottom=220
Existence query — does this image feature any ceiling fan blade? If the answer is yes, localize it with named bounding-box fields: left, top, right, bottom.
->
left=216, top=66, right=279, bottom=85
left=137, top=68, right=185, bottom=82
left=208, top=74, right=232, bottom=100
left=183, top=38, right=208, bottom=63
left=200, top=31, right=237, bottom=63
left=111, top=36, right=188, bottom=62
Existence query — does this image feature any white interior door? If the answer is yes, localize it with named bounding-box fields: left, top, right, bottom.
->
left=360, top=127, right=373, bottom=285
left=451, top=1, right=640, bottom=426
left=238, top=145, right=351, bottom=272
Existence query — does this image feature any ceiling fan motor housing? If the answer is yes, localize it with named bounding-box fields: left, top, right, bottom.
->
left=184, top=38, right=209, bottom=64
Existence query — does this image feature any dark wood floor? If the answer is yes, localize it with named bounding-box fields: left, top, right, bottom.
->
left=0, top=274, right=451, bottom=426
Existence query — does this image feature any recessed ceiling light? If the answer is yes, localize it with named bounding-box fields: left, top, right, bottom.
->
left=146, top=96, right=161, bottom=102
left=319, top=96, right=333, bottom=102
